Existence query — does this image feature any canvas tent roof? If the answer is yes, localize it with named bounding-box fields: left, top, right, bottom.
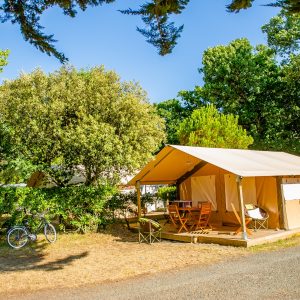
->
left=128, top=145, right=300, bottom=185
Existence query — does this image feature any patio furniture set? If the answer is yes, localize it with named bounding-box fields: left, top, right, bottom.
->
left=138, top=200, right=212, bottom=244
left=167, top=201, right=212, bottom=234
left=138, top=200, right=270, bottom=244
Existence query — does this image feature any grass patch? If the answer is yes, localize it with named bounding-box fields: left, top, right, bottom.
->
left=249, top=233, right=300, bottom=252
left=0, top=224, right=246, bottom=297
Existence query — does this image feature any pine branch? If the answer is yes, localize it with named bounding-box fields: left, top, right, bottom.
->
left=2, top=0, right=299, bottom=61
left=227, top=0, right=300, bottom=13
left=267, top=1, right=300, bottom=13
left=0, top=0, right=115, bottom=63
left=120, top=0, right=189, bottom=55
left=227, top=0, right=255, bottom=12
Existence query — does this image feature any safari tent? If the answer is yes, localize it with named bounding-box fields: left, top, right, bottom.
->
left=128, top=145, right=300, bottom=242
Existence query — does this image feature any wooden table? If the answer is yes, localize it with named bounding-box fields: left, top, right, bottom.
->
left=171, top=200, right=192, bottom=208
left=178, top=207, right=201, bottom=219
left=178, top=207, right=200, bottom=212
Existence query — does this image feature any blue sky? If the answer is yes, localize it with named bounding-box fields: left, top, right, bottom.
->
left=1, top=0, right=279, bottom=103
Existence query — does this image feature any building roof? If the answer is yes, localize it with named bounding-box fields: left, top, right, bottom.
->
left=128, top=145, right=300, bottom=185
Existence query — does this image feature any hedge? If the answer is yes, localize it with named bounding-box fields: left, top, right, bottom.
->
left=0, top=186, right=114, bottom=233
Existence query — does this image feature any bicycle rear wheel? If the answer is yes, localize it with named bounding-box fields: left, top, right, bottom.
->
left=7, top=227, right=28, bottom=249
left=44, top=223, right=57, bottom=243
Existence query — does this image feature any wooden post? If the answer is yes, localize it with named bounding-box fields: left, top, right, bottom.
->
left=166, top=192, right=170, bottom=207
left=176, top=182, right=180, bottom=200
left=276, top=176, right=288, bottom=230
left=136, top=181, right=142, bottom=219
left=236, top=176, right=247, bottom=240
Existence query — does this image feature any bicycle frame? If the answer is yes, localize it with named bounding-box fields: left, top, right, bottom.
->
left=7, top=210, right=57, bottom=248
left=8, top=215, right=48, bottom=238
left=25, top=216, right=49, bottom=236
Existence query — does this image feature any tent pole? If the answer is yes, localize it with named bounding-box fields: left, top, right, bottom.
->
left=136, top=180, right=141, bottom=219
left=236, top=175, right=247, bottom=240
left=276, top=176, right=288, bottom=230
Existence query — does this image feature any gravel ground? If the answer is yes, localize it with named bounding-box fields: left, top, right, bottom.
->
left=8, top=244, right=300, bottom=300
left=0, top=232, right=246, bottom=295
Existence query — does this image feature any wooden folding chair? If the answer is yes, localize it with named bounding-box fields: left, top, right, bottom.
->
left=189, top=202, right=212, bottom=233
left=231, top=203, right=252, bottom=236
left=167, top=205, right=190, bottom=233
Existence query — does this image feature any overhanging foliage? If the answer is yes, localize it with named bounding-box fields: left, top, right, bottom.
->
left=1, top=1, right=297, bottom=61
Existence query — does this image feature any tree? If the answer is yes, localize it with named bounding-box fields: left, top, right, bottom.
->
left=154, top=9, right=300, bottom=153
left=0, top=49, right=18, bottom=183
left=0, top=120, right=12, bottom=169
left=1, top=1, right=297, bottom=62
left=155, top=9, right=300, bottom=153
left=0, top=103, right=34, bottom=186
left=177, top=105, right=253, bottom=148
left=155, top=98, right=186, bottom=145
left=199, top=30, right=299, bottom=153
left=262, top=9, right=300, bottom=58
left=155, top=86, right=207, bottom=144
left=227, top=0, right=300, bottom=13
left=200, top=38, right=282, bottom=138
left=0, top=49, right=10, bottom=160
left=279, top=54, right=300, bottom=151
left=0, top=66, right=165, bottom=186
left=121, top=1, right=189, bottom=56
left=266, top=1, right=300, bottom=13
left=0, top=49, right=9, bottom=73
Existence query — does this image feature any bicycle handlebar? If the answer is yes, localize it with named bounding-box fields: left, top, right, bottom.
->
left=16, top=207, right=49, bottom=219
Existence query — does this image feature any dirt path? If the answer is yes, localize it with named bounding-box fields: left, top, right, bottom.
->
left=0, top=232, right=247, bottom=295
left=7, top=245, right=300, bottom=300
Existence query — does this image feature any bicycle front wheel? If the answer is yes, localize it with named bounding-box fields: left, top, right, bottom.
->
left=7, top=227, right=28, bottom=249
left=44, top=223, right=57, bottom=243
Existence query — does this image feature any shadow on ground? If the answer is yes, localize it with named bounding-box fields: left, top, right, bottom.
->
left=0, top=235, right=88, bottom=272
left=98, top=223, right=138, bottom=243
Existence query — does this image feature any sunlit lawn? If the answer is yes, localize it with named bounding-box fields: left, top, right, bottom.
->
left=0, top=225, right=299, bottom=297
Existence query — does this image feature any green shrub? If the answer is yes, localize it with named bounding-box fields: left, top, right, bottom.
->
left=0, top=187, right=158, bottom=233
left=106, top=191, right=156, bottom=229
left=107, top=191, right=155, bottom=216
left=157, top=186, right=177, bottom=202
left=0, top=186, right=114, bottom=233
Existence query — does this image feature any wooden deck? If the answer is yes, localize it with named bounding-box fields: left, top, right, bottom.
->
left=130, top=213, right=300, bottom=247
left=160, top=223, right=300, bottom=247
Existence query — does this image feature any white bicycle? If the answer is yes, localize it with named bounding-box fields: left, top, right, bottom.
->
left=7, top=209, right=57, bottom=249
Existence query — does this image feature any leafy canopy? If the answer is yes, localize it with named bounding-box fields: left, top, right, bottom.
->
left=0, top=66, right=165, bottom=186
left=0, top=49, right=10, bottom=165
left=200, top=23, right=300, bottom=153
left=157, top=9, right=300, bottom=153
left=177, top=105, right=253, bottom=149
left=0, top=49, right=9, bottom=73
left=1, top=0, right=297, bottom=62
left=262, top=9, right=300, bottom=58
left=178, top=10, right=299, bottom=153
left=227, top=0, right=300, bottom=13
left=155, top=86, right=207, bottom=144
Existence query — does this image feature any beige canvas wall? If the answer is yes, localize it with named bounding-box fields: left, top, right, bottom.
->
left=191, top=176, right=217, bottom=211
left=180, top=178, right=191, bottom=201
left=180, top=164, right=228, bottom=224
left=179, top=164, right=282, bottom=228
left=285, top=200, right=300, bottom=229
left=282, top=177, right=300, bottom=229
left=255, top=177, right=279, bottom=228
left=224, top=175, right=257, bottom=211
